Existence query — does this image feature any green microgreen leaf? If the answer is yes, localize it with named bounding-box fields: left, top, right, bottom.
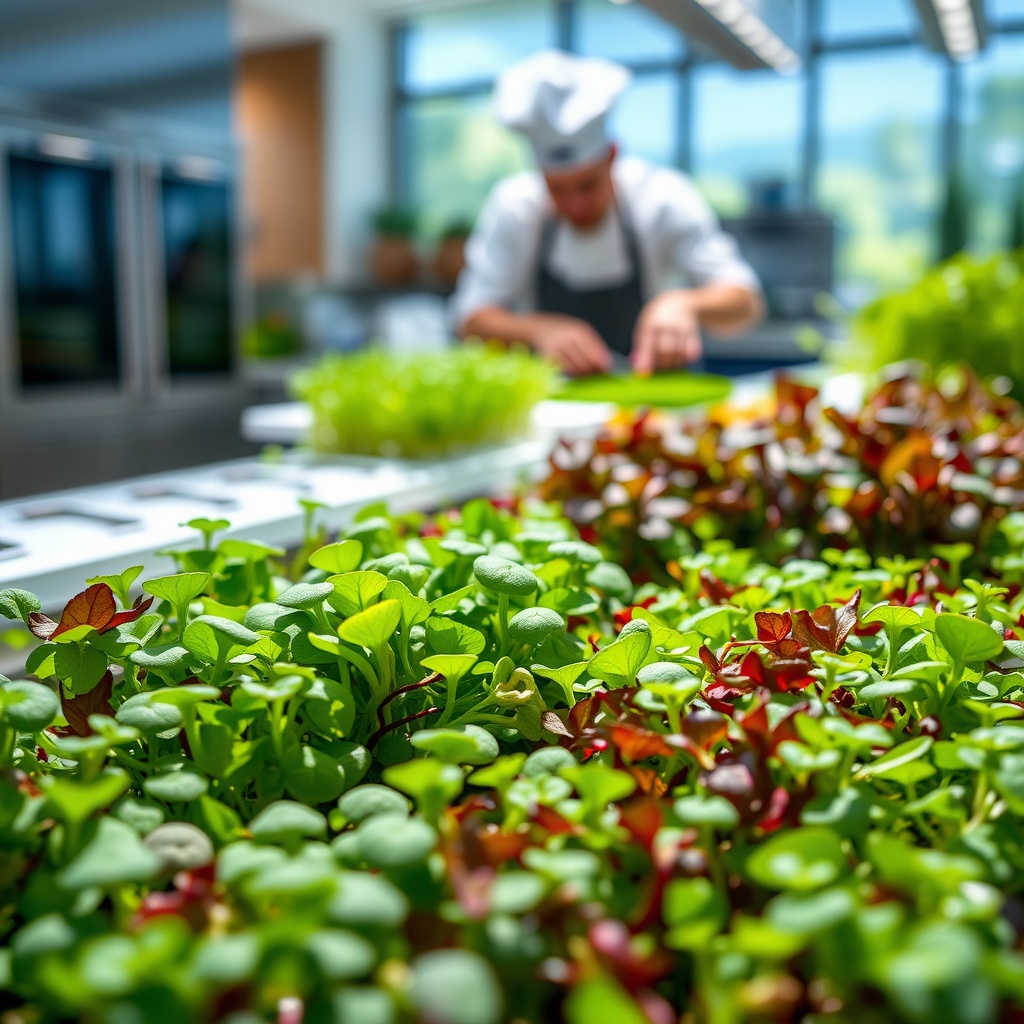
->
left=1, top=679, right=60, bottom=731
left=410, top=724, right=499, bottom=765
left=745, top=827, right=848, bottom=891
left=935, top=612, right=1005, bottom=665
left=587, top=620, right=652, bottom=688
left=337, top=599, right=401, bottom=650
left=327, top=571, right=389, bottom=617
left=309, top=539, right=364, bottom=574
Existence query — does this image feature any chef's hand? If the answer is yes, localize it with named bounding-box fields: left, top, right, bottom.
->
left=528, top=315, right=613, bottom=376
left=631, top=290, right=703, bottom=376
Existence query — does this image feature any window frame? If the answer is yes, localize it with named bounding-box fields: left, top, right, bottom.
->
left=391, top=0, right=1024, bottom=263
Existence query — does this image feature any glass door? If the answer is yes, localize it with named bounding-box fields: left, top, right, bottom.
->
left=160, top=171, right=234, bottom=376
left=7, top=150, right=121, bottom=389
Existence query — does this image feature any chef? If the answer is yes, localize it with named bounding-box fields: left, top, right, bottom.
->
left=451, top=50, right=764, bottom=375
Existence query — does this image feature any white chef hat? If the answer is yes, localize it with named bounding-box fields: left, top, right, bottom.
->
left=494, top=50, right=631, bottom=172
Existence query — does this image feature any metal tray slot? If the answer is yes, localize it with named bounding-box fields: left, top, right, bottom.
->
left=16, top=504, right=141, bottom=531
left=220, top=467, right=311, bottom=492
left=0, top=539, right=26, bottom=562
left=130, top=484, right=238, bottom=508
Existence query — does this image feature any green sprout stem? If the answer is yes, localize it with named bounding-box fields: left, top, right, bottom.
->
left=313, top=605, right=334, bottom=637
left=495, top=592, right=515, bottom=655
left=62, top=818, right=84, bottom=864
left=180, top=707, right=205, bottom=766
left=209, top=648, right=230, bottom=690
left=399, top=629, right=415, bottom=680
left=938, top=661, right=965, bottom=714
left=467, top=713, right=513, bottom=729
left=438, top=673, right=470, bottom=727
left=175, top=601, right=190, bottom=643
left=375, top=643, right=396, bottom=694
left=449, top=694, right=497, bottom=728
left=78, top=748, right=106, bottom=784
left=884, top=627, right=908, bottom=679
left=701, top=825, right=729, bottom=900
left=0, top=722, right=15, bottom=768
left=695, top=950, right=735, bottom=1024
left=335, top=656, right=352, bottom=689
left=268, top=699, right=286, bottom=763
left=664, top=696, right=683, bottom=737
left=335, top=645, right=380, bottom=692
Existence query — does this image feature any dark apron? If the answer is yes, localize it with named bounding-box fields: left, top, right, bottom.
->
left=535, top=199, right=644, bottom=358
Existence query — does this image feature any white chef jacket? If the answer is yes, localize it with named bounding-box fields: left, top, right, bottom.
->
left=451, top=154, right=761, bottom=333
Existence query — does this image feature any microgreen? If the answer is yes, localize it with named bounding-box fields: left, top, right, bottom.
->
left=848, top=249, right=1024, bottom=398
left=541, top=367, right=1024, bottom=579
left=292, top=342, right=556, bottom=459
left=3, top=415, right=1024, bottom=1022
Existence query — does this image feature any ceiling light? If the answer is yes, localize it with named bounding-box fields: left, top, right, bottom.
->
left=38, top=134, right=94, bottom=162
left=941, top=10, right=974, bottom=29
left=738, top=22, right=771, bottom=47
left=713, top=0, right=748, bottom=26
left=911, top=0, right=987, bottom=61
left=758, top=37, right=785, bottom=58
left=636, top=0, right=800, bottom=73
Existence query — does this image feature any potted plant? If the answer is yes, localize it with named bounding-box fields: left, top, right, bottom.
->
left=370, top=205, right=419, bottom=287
left=433, top=217, right=473, bottom=289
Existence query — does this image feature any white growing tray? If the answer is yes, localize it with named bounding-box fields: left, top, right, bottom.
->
left=239, top=399, right=617, bottom=447
left=0, top=441, right=553, bottom=611
left=0, top=372, right=862, bottom=613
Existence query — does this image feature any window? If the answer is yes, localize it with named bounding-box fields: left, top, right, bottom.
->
left=990, top=0, right=1024, bottom=23
left=817, top=49, right=945, bottom=304
left=400, top=94, right=533, bottom=237
left=396, top=1, right=556, bottom=237
left=609, top=72, right=681, bottom=166
left=400, top=0, right=556, bottom=95
left=692, top=64, right=803, bottom=215
left=393, top=1, right=1024, bottom=308
left=575, top=0, right=684, bottom=63
left=960, top=34, right=1024, bottom=251
left=395, top=0, right=685, bottom=238
left=819, top=0, right=916, bottom=43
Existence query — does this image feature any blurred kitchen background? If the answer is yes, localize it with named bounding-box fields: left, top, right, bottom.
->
left=1, top=0, right=1022, bottom=498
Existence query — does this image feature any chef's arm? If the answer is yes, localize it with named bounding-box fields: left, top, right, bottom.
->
left=460, top=306, right=540, bottom=346
left=631, top=284, right=764, bottom=374
left=674, top=283, right=764, bottom=336
left=460, top=306, right=612, bottom=375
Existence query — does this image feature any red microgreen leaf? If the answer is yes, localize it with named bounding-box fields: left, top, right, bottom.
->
left=106, top=594, right=155, bottom=630
left=55, top=669, right=115, bottom=737
left=50, top=583, right=117, bottom=640
left=27, top=612, right=58, bottom=641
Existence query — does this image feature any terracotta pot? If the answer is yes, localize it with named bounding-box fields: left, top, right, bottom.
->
left=371, top=237, right=418, bottom=287
left=433, top=235, right=467, bottom=289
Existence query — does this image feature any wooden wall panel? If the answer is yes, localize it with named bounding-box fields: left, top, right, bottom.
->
left=237, top=42, right=324, bottom=282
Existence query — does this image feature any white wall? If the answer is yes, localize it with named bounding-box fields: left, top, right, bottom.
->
left=240, top=0, right=488, bottom=283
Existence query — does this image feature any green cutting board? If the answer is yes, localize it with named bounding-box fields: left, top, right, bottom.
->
left=553, top=372, right=732, bottom=408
